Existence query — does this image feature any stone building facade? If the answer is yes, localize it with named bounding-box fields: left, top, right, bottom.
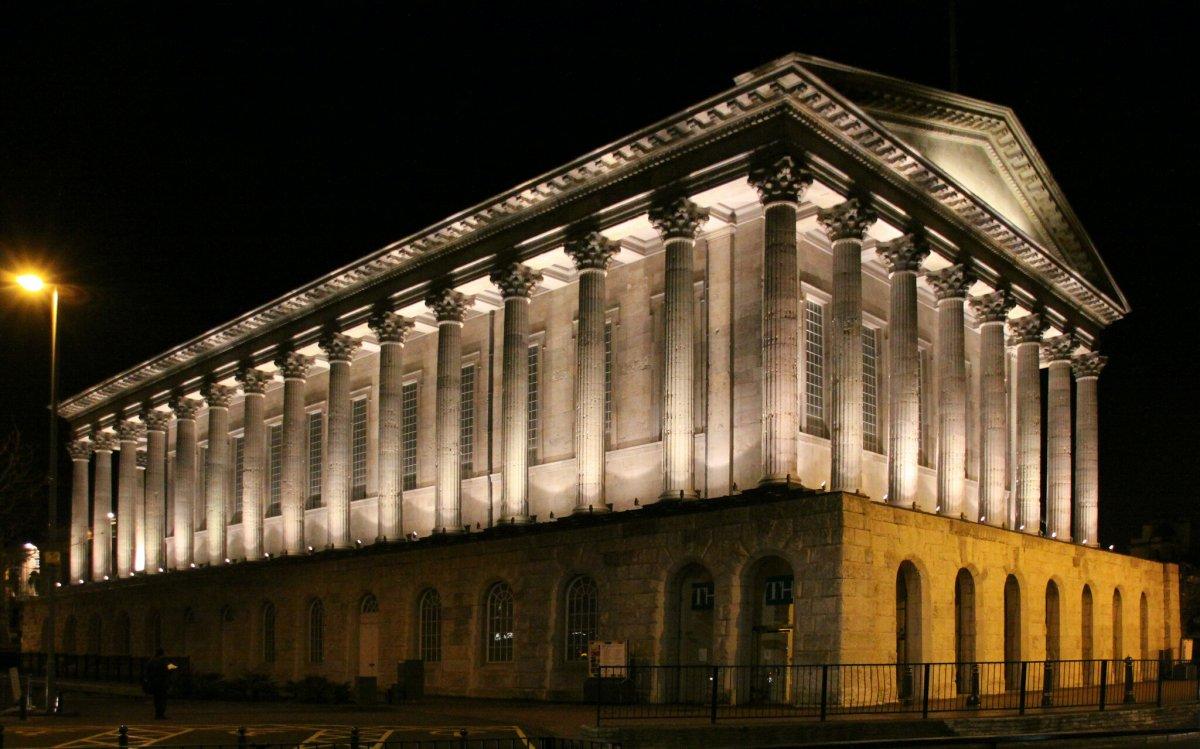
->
left=23, top=53, right=1179, bottom=698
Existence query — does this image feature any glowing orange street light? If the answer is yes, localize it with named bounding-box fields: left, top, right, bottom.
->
left=17, top=273, right=46, bottom=292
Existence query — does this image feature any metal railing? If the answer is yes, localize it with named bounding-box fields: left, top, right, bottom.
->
left=18, top=652, right=191, bottom=684
left=595, top=657, right=1198, bottom=724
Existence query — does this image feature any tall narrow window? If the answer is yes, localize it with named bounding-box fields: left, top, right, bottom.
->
left=604, top=320, right=614, bottom=442
left=460, top=364, right=476, bottom=474
left=308, top=599, right=324, bottom=664
left=965, top=360, right=976, bottom=480
left=803, top=300, right=826, bottom=437
left=196, top=445, right=208, bottom=530
left=262, top=602, right=276, bottom=663
left=418, top=589, right=441, bottom=662
left=232, top=436, right=244, bottom=523
left=351, top=397, right=368, bottom=499
left=917, top=350, right=928, bottom=467
left=402, top=382, right=418, bottom=491
left=486, top=581, right=514, bottom=663
left=862, top=328, right=880, bottom=453
left=267, top=424, right=282, bottom=517
left=166, top=454, right=175, bottom=536
left=564, top=576, right=598, bottom=661
left=527, top=344, right=540, bottom=462
left=307, top=412, right=322, bottom=509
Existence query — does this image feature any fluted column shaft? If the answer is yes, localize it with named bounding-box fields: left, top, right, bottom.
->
left=819, top=198, right=876, bottom=493
left=133, top=453, right=146, bottom=572
left=239, top=368, right=270, bottom=560
left=91, top=433, right=116, bottom=579
left=491, top=265, right=540, bottom=522
left=1073, top=353, right=1105, bottom=546
left=428, top=290, right=472, bottom=532
left=321, top=333, right=360, bottom=549
left=276, top=353, right=311, bottom=555
left=171, top=399, right=199, bottom=568
left=1044, top=336, right=1074, bottom=540
left=971, top=291, right=1012, bottom=526
left=115, top=424, right=140, bottom=577
left=68, top=441, right=91, bottom=583
left=928, top=266, right=971, bottom=517
left=203, top=385, right=232, bottom=563
left=566, top=233, right=617, bottom=513
left=370, top=313, right=413, bottom=540
left=142, top=411, right=168, bottom=574
left=1010, top=314, right=1045, bottom=534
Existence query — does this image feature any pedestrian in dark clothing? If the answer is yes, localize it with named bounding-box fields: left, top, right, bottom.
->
left=144, top=648, right=170, bottom=719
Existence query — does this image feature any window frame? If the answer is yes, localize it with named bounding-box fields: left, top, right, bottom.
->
left=485, top=581, right=515, bottom=663
left=418, top=588, right=442, bottom=663
left=564, top=576, right=599, bottom=662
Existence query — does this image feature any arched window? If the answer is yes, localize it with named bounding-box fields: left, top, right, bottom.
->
left=485, top=582, right=514, bottom=663
left=361, top=594, right=379, bottom=614
left=1139, top=592, right=1149, bottom=660
left=114, top=612, right=131, bottom=656
left=1082, top=585, right=1095, bottom=684
left=1045, top=581, right=1061, bottom=661
left=308, top=599, right=325, bottom=664
left=87, top=613, right=102, bottom=655
left=895, top=561, right=923, bottom=701
left=1112, top=589, right=1124, bottom=660
left=261, top=602, right=276, bottom=663
left=418, top=589, right=441, bottom=663
left=1003, top=575, right=1021, bottom=690
left=954, top=569, right=976, bottom=694
left=564, top=576, right=598, bottom=661
left=62, top=615, right=77, bottom=655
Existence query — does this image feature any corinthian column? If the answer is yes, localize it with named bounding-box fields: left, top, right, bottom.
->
left=1072, top=352, right=1106, bottom=546
left=926, top=264, right=973, bottom=517
left=649, top=195, right=708, bottom=500
left=490, top=263, right=542, bottom=522
left=274, top=351, right=312, bottom=554
left=877, top=234, right=930, bottom=506
left=141, top=407, right=169, bottom=574
left=1008, top=313, right=1047, bottom=534
left=68, top=439, right=91, bottom=583
left=427, top=289, right=472, bottom=532
left=818, top=198, right=877, bottom=493
left=369, top=311, right=415, bottom=540
left=748, top=154, right=812, bottom=487
left=320, top=331, right=362, bottom=549
left=1043, top=334, right=1075, bottom=540
left=115, top=419, right=144, bottom=578
left=565, top=232, right=618, bottom=513
left=202, top=381, right=233, bottom=563
left=969, top=290, right=1013, bottom=526
left=237, top=366, right=272, bottom=559
left=91, top=430, right=117, bottom=580
left=170, top=395, right=201, bottom=568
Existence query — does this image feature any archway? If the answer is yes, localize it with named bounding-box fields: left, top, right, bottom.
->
left=357, top=594, right=381, bottom=700
left=1003, top=575, right=1021, bottom=690
left=954, top=569, right=976, bottom=694
left=666, top=562, right=715, bottom=703
left=743, top=556, right=794, bottom=704
left=1082, top=585, right=1094, bottom=685
left=1045, top=581, right=1061, bottom=661
left=1112, top=589, right=1123, bottom=660
left=895, top=561, right=923, bottom=701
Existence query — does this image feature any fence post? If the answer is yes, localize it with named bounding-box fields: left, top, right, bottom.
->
left=1041, top=661, right=1054, bottom=707
left=118, top=725, right=128, bottom=748
left=921, top=663, right=931, bottom=719
left=967, top=664, right=980, bottom=709
left=1018, top=661, right=1028, bottom=716
left=350, top=727, right=360, bottom=749
left=1098, top=660, right=1108, bottom=711
left=709, top=665, right=719, bottom=725
left=819, top=664, right=829, bottom=722
left=1157, top=660, right=1165, bottom=708
left=1124, top=657, right=1135, bottom=704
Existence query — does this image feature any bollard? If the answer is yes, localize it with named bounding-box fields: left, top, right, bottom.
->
left=1124, top=657, right=1136, bottom=704
left=350, top=727, right=360, bottom=749
left=966, top=664, right=981, bottom=709
left=237, top=727, right=247, bottom=749
left=118, top=725, right=129, bottom=748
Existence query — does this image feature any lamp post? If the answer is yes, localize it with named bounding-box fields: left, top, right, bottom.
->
left=16, top=273, right=60, bottom=713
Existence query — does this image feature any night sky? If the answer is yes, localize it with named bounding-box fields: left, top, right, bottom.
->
left=1, top=2, right=1196, bottom=552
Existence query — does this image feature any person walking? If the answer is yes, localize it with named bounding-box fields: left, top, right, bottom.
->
left=143, top=648, right=171, bottom=719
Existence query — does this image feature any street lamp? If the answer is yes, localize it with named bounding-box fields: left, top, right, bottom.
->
left=14, top=271, right=61, bottom=713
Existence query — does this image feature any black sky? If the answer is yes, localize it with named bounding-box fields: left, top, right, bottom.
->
left=2, top=1, right=1197, bottom=551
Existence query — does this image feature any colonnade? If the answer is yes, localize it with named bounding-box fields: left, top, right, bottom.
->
left=64, top=153, right=1109, bottom=584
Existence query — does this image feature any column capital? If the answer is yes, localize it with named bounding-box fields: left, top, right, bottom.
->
left=274, top=350, right=313, bottom=380
left=368, top=311, right=415, bottom=343
left=925, top=264, right=974, bottom=301
left=1041, top=334, right=1076, bottom=363
left=116, top=419, right=145, bottom=442
left=817, top=197, right=877, bottom=241
left=425, top=289, right=472, bottom=323
left=169, top=394, right=203, bottom=420
left=1072, top=351, right=1108, bottom=379
left=236, top=365, right=274, bottom=395
left=318, top=331, right=362, bottom=362
left=136, top=451, right=148, bottom=470
left=140, top=407, right=171, bottom=432
left=91, top=430, right=118, bottom=453
left=67, top=439, right=92, bottom=461
left=564, top=231, right=618, bottom=272
left=201, top=380, right=235, bottom=409
left=1007, top=313, right=1047, bottom=345
left=875, top=233, right=931, bottom=274
left=968, top=289, right=1015, bottom=323
left=649, top=195, right=709, bottom=241
left=748, top=153, right=812, bottom=205
left=490, top=262, right=542, bottom=300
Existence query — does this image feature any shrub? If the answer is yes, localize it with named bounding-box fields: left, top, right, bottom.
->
left=285, top=675, right=352, bottom=704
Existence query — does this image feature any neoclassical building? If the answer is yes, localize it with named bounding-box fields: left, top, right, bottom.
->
left=26, top=54, right=1179, bottom=699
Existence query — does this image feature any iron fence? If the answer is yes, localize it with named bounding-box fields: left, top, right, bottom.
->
left=595, top=657, right=1198, bottom=724
left=18, top=652, right=191, bottom=684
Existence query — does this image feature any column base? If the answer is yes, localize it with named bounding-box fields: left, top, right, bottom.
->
left=499, top=515, right=534, bottom=525
left=434, top=526, right=467, bottom=535
left=757, top=475, right=804, bottom=490
left=658, top=489, right=700, bottom=502
left=572, top=504, right=612, bottom=515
